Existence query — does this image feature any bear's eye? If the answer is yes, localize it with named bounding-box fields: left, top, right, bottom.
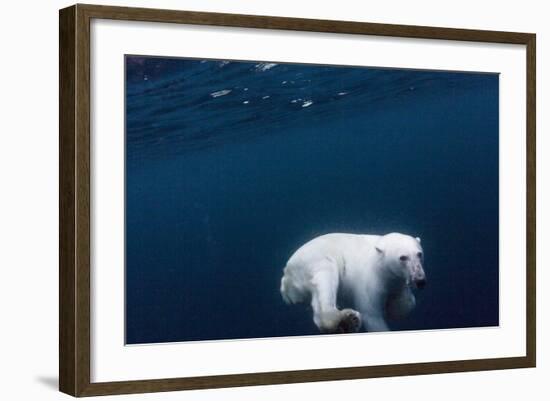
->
left=399, top=255, right=409, bottom=262
left=417, top=252, right=423, bottom=259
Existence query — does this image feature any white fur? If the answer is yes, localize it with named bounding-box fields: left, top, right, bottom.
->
left=280, top=233, right=425, bottom=333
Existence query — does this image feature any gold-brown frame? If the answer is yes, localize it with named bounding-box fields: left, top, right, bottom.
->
left=59, top=3, right=536, bottom=397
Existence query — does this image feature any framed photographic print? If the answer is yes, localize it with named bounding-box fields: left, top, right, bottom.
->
left=59, top=4, right=536, bottom=397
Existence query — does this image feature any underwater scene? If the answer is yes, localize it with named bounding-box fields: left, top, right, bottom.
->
left=125, top=56, right=499, bottom=344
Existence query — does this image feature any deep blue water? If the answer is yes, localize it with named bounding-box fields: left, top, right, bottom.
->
left=125, top=56, right=499, bottom=344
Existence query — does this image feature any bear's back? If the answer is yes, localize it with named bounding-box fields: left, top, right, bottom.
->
left=286, top=233, right=379, bottom=267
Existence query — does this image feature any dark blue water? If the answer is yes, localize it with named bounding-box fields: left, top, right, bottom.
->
left=125, top=56, right=499, bottom=344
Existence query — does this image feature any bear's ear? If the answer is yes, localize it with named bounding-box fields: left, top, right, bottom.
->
left=375, top=246, right=384, bottom=254
left=415, top=237, right=421, bottom=244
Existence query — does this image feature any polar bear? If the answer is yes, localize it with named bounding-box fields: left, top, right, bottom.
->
left=280, top=233, right=426, bottom=333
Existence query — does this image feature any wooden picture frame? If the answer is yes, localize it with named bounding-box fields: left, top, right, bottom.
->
left=59, top=3, right=536, bottom=397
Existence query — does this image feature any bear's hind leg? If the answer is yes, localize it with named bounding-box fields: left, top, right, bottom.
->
left=310, top=260, right=361, bottom=334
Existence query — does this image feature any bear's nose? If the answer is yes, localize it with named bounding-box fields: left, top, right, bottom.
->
left=415, top=278, right=426, bottom=289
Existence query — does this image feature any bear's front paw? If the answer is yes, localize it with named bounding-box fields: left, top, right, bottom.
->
left=336, top=309, right=362, bottom=333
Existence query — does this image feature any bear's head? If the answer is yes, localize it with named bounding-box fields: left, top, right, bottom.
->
left=375, top=233, right=426, bottom=289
